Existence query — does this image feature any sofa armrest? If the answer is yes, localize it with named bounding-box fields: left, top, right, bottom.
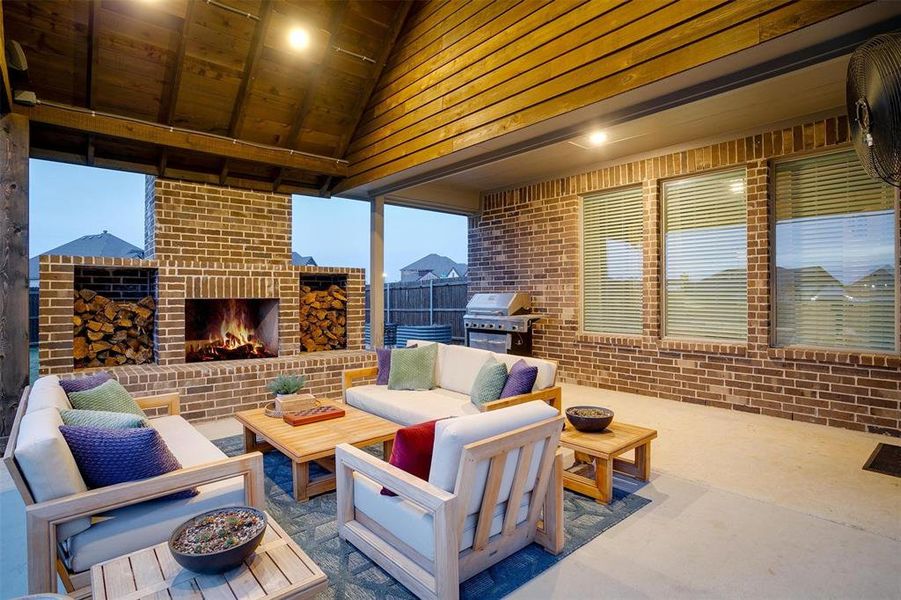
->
left=135, top=391, right=180, bottom=415
left=25, top=452, right=264, bottom=594
left=479, top=386, right=562, bottom=414
left=335, top=444, right=454, bottom=513
left=342, top=367, right=379, bottom=401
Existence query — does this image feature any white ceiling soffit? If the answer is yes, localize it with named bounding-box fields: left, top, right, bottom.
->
left=336, top=1, right=901, bottom=209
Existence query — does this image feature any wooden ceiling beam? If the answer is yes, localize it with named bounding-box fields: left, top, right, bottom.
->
left=0, top=1, right=13, bottom=113
left=86, top=0, right=101, bottom=110
left=19, top=102, right=348, bottom=176
left=274, top=0, right=350, bottom=191
left=332, top=1, right=413, bottom=163
left=158, top=0, right=196, bottom=178
left=220, top=1, right=275, bottom=185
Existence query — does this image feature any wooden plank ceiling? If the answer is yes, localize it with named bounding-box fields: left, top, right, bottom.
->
left=2, top=0, right=411, bottom=195
left=335, top=0, right=871, bottom=194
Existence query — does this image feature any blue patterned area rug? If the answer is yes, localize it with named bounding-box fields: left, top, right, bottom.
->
left=214, top=436, right=650, bottom=600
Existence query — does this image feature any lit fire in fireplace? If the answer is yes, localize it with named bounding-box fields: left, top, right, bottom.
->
left=185, top=299, right=278, bottom=362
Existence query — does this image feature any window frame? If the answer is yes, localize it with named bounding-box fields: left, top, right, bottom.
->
left=578, top=184, right=645, bottom=338
left=659, top=166, right=750, bottom=344
left=768, top=146, right=901, bottom=354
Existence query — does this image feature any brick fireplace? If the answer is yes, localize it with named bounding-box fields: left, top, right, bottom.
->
left=39, top=178, right=372, bottom=421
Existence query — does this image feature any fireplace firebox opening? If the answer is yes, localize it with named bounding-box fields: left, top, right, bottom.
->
left=185, top=298, right=279, bottom=362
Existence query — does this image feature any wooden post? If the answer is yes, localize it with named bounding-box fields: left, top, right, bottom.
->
left=369, top=195, right=385, bottom=348
left=0, top=113, right=28, bottom=439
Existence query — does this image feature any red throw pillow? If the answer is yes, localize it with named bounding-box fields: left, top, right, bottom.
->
left=381, top=419, right=440, bottom=497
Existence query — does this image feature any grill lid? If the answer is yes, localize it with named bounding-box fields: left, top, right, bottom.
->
left=465, top=293, right=532, bottom=316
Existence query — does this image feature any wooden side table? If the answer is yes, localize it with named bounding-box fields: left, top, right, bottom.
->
left=559, top=422, right=657, bottom=504
left=90, top=514, right=326, bottom=600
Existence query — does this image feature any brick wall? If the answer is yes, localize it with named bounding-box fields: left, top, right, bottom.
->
left=39, top=178, right=370, bottom=422
left=470, top=115, right=901, bottom=436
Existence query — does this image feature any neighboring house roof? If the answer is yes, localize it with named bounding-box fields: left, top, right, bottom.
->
left=400, top=253, right=468, bottom=281
left=292, top=252, right=318, bottom=267
left=29, top=231, right=144, bottom=284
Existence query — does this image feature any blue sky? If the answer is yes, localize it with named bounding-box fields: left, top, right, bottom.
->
left=29, top=160, right=468, bottom=282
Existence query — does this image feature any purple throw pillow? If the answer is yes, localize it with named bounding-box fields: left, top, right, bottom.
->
left=60, top=371, right=112, bottom=394
left=500, top=359, right=539, bottom=398
left=59, top=426, right=197, bottom=499
left=376, top=347, right=392, bottom=385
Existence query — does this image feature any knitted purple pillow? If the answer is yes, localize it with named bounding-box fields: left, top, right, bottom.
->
left=500, top=359, right=539, bottom=398
left=376, top=347, right=392, bottom=385
left=59, top=426, right=197, bottom=499
left=60, top=371, right=112, bottom=394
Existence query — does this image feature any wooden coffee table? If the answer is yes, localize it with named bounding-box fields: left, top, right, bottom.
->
left=236, top=402, right=400, bottom=501
left=559, top=422, right=657, bottom=504
left=91, top=514, right=326, bottom=600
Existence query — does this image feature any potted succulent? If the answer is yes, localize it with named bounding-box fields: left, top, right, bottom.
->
left=169, top=507, right=267, bottom=574
left=267, top=374, right=314, bottom=413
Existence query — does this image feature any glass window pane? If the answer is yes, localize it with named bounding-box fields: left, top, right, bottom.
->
left=663, top=169, right=748, bottom=341
left=774, top=150, right=897, bottom=351
left=582, top=186, right=643, bottom=334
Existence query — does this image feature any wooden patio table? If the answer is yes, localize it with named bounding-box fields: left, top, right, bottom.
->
left=90, top=514, right=326, bottom=600
left=235, top=402, right=399, bottom=501
left=559, top=421, right=657, bottom=504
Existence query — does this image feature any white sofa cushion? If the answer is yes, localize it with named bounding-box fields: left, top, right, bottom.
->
left=14, top=408, right=91, bottom=540
left=27, top=375, right=71, bottom=414
left=62, top=416, right=245, bottom=573
left=346, top=384, right=479, bottom=426
left=437, top=344, right=494, bottom=395
left=352, top=473, right=530, bottom=561
left=429, top=402, right=557, bottom=515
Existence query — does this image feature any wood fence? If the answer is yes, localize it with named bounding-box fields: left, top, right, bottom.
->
left=365, top=278, right=469, bottom=342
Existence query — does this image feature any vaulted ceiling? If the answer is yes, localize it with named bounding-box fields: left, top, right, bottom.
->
left=2, top=0, right=412, bottom=194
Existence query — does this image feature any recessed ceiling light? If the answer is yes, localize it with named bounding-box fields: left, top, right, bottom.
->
left=588, top=131, right=608, bottom=146
left=288, top=27, right=310, bottom=50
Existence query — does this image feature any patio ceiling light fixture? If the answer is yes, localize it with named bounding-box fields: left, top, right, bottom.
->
left=588, top=130, right=608, bottom=146
left=288, top=27, right=311, bottom=51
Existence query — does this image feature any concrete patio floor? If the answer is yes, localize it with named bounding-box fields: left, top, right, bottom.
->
left=2, top=382, right=899, bottom=599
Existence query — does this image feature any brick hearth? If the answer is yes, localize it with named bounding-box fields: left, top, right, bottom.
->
left=39, top=178, right=373, bottom=421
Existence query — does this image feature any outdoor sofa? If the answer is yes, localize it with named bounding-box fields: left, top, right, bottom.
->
left=341, top=341, right=562, bottom=424
left=3, top=376, right=265, bottom=597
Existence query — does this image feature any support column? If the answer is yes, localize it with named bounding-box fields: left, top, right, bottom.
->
left=369, top=195, right=385, bottom=348
left=0, top=113, right=29, bottom=438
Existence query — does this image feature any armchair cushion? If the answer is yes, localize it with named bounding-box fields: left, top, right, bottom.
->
left=381, top=419, right=441, bottom=497
left=429, top=402, right=558, bottom=513
left=67, top=379, right=146, bottom=417
left=27, top=375, right=71, bottom=414
left=59, top=426, right=198, bottom=499
left=388, top=343, right=438, bottom=391
left=346, top=385, right=479, bottom=426
left=437, top=344, right=495, bottom=395
left=60, top=409, right=148, bottom=429
left=499, top=359, right=539, bottom=398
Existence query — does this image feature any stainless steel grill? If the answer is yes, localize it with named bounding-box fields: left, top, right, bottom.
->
left=463, top=292, right=539, bottom=355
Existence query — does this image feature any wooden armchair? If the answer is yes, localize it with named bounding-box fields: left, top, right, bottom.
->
left=3, top=386, right=265, bottom=597
left=335, top=402, right=565, bottom=600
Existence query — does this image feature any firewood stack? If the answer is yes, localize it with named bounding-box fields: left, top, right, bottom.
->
left=72, top=289, right=155, bottom=368
left=299, top=284, right=347, bottom=352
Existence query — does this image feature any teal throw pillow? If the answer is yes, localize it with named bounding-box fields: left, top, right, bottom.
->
left=60, top=409, right=148, bottom=429
left=67, top=379, right=146, bottom=417
left=388, top=344, right=438, bottom=391
left=470, top=357, right=508, bottom=406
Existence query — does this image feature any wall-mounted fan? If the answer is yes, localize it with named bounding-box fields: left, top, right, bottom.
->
left=846, top=32, right=901, bottom=188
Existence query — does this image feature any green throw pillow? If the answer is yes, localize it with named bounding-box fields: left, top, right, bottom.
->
left=388, top=344, right=438, bottom=391
left=67, top=379, right=146, bottom=417
left=470, top=357, right=508, bottom=406
left=60, top=408, right=148, bottom=429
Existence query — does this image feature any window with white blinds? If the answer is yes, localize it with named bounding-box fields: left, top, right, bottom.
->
left=774, top=150, right=897, bottom=351
left=582, top=186, right=643, bottom=334
left=663, top=169, right=748, bottom=341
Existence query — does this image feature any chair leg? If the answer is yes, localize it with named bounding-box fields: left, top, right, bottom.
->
left=538, top=452, right=565, bottom=555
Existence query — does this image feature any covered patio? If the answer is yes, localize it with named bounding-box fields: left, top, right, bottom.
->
left=1, top=1, right=900, bottom=599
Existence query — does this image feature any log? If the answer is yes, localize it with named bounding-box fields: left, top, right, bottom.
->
left=73, top=288, right=155, bottom=369
left=299, top=283, right=348, bottom=352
